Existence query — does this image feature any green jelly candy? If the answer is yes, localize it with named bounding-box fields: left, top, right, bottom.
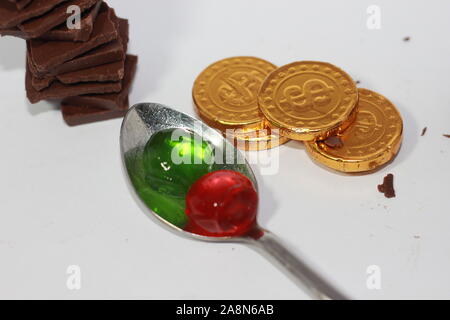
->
left=125, top=149, right=188, bottom=228
left=142, top=128, right=215, bottom=198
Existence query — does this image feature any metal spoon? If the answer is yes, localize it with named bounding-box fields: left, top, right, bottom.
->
left=120, top=102, right=348, bottom=300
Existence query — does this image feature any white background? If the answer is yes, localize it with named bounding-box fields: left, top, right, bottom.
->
left=0, top=0, right=449, bottom=299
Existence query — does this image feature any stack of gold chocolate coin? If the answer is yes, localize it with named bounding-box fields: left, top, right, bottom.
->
left=193, top=57, right=403, bottom=173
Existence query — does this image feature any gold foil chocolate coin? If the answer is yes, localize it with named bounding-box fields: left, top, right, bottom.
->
left=258, top=61, right=358, bottom=141
left=226, top=127, right=290, bottom=151
left=305, top=88, right=403, bottom=173
left=193, top=57, right=277, bottom=131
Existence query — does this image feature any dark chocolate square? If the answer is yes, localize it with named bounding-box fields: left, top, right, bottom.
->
left=61, top=55, right=138, bottom=126
left=27, top=3, right=118, bottom=74
left=31, top=18, right=128, bottom=91
left=0, top=0, right=68, bottom=29
left=0, top=0, right=100, bottom=39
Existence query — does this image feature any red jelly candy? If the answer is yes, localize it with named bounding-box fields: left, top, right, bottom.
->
left=185, top=170, right=258, bottom=237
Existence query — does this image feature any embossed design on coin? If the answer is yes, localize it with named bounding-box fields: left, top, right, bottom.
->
left=305, top=88, right=403, bottom=173
left=193, top=57, right=276, bottom=130
left=279, top=80, right=335, bottom=116
left=218, top=70, right=262, bottom=107
left=258, top=61, right=358, bottom=141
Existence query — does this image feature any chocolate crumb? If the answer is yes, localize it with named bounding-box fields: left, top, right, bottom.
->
left=356, top=80, right=361, bottom=85
left=444, top=134, right=450, bottom=138
left=421, top=127, right=427, bottom=136
left=323, top=136, right=344, bottom=148
left=378, top=173, right=396, bottom=198
left=403, top=36, right=411, bottom=42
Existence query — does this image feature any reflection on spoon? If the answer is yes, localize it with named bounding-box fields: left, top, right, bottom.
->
left=120, top=103, right=348, bottom=300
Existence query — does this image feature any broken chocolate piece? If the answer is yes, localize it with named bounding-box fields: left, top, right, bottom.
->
left=323, top=136, right=344, bottom=148
left=62, top=97, right=129, bottom=126
left=2, top=2, right=99, bottom=40
left=28, top=17, right=127, bottom=78
left=444, top=134, right=450, bottom=138
left=31, top=29, right=126, bottom=79
left=7, top=0, right=33, bottom=11
left=61, top=55, right=137, bottom=125
left=421, top=127, right=427, bottom=136
left=58, top=59, right=124, bottom=84
left=27, top=3, right=118, bottom=74
left=39, top=0, right=102, bottom=41
left=26, top=62, right=122, bottom=103
left=0, top=0, right=68, bottom=29
left=1, top=0, right=100, bottom=39
left=0, top=26, right=28, bottom=38
left=31, top=18, right=128, bottom=91
left=31, top=76, right=53, bottom=91
left=31, top=59, right=125, bottom=91
left=378, top=173, right=396, bottom=198
left=62, top=54, right=137, bottom=110
left=3, top=0, right=138, bottom=127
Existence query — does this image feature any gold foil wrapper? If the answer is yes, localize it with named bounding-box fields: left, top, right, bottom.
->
left=258, top=61, right=359, bottom=141
left=305, top=88, right=403, bottom=173
left=193, top=56, right=277, bottom=132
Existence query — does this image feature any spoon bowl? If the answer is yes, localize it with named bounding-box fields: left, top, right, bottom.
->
left=120, top=103, right=256, bottom=243
left=120, top=103, right=348, bottom=300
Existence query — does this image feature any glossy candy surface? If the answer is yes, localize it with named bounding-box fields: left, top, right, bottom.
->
left=126, top=128, right=215, bottom=228
left=125, top=149, right=188, bottom=228
left=143, top=128, right=215, bottom=198
left=185, top=170, right=258, bottom=237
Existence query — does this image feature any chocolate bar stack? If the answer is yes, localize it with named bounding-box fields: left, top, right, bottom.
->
left=0, top=0, right=138, bottom=126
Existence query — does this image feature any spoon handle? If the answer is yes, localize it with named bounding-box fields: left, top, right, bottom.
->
left=246, top=229, right=348, bottom=300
